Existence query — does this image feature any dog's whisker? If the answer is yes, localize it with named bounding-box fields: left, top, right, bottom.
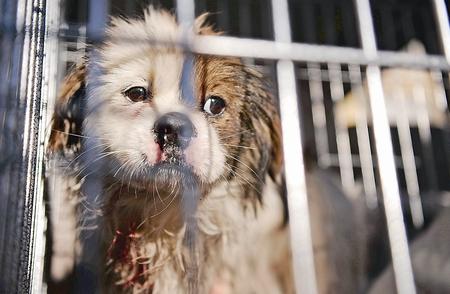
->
left=63, top=142, right=108, bottom=172
left=154, top=176, right=165, bottom=205
left=112, top=157, right=134, bottom=178
left=149, top=189, right=178, bottom=219
left=224, top=153, right=264, bottom=183
left=217, top=129, right=254, bottom=140
left=65, top=145, right=127, bottom=178
left=51, top=128, right=93, bottom=139
left=222, top=164, right=262, bottom=195
left=222, top=143, right=257, bottom=150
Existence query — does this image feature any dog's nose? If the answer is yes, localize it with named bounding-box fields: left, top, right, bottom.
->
left=154, top=112, right=195, bottom=149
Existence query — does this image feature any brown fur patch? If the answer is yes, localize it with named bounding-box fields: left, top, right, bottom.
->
left=48, top=63, right=86, bottom=154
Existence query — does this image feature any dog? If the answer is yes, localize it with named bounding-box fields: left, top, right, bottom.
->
left=47, top=7, right=293, bottom=293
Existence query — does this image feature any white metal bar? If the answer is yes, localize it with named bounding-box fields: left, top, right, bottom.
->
left=395, top=90, right=424, bottom=228
left=271, top=0, right=318, bottom=293
left=308, top=63, right=330, bottom=167
left=413, top=85, right=438, bottom=191
left=15, top=0, right=54, bottom=291
left=366, top=66, right=417, bottom=294
left=348, top=65, right=378, bottom=208
left=354, top=1, right=416, bottom=293
left=87, top=0, right=108, bottom=41
left=52, top=26, right=450, bottom=69
left=176, top=0, right=195, bottom=28
left=191, top=35, right=450, bottom=70
left=73, top=1, right=110, bottom=290
left=175, top=2, right=199, bottom=294
left=30, top=0, right=62, bottom=292
left=432, top=0, right=450, bottom=61
left=430, top=70, right=449, bottom=113
left=328, top=64, right=356, bottom=196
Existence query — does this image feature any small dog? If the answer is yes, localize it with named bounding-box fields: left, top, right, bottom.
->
left=47, top=7, right=293, bottom=293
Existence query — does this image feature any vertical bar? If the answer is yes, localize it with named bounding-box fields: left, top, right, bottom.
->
left=176, top=2, right=199, bottom=293
left=349, top=65, right=378, bottom=208
left=430, top=70, right=449, bottom=113
left=31, top=0, right=62, bottom=292
left=74, top=0, right=110, bottom=291
left=413, top=84, right=438, bottom=191
left=308, top=63, right=330, bottom=167
left=432, top=0, right=450, bottom=61
left=395, top=89, right=424, bottom=228
left=271, top=0, right=318, bottom=294
left=354, top=1, right=416, bottom=293
left=366, top=67, right=416, bottom=294
left=14, top=0, right=52, bottom=292
left=87, top=0, right=108, bottom=41
left=176, top=0, right=195, bottom=28
left=329, top=64, right=356, bottom=196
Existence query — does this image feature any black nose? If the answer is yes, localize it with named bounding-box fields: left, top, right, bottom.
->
left=154, top=112, right=196, bottom=149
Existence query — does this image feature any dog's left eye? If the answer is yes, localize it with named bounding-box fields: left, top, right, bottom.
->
left=203, top=96, right=226, bottom=116
left=124, top=87, right=149, bottom=102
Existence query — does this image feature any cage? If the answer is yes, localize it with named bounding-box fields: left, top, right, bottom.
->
left=0, top=0, right=449, bottom=293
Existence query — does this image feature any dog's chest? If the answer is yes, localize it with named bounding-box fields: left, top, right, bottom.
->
left=106, top=176, right=289, bottom=293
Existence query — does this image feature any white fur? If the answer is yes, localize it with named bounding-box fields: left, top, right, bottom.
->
left=84, top=9, right=225, bottom=184
left=118, top=175, right=289, bottom=294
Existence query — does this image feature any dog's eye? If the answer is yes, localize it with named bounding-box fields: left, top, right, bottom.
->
left=203, top=96, right=226, bottom=116
left=124, top=87, right=149, bottom=102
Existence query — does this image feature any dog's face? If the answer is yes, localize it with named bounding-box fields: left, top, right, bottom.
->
left=50, top=8, right=282, bottom=201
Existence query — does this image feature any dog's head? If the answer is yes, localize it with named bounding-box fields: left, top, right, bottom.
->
left=49, top=8, right=282, bottom=202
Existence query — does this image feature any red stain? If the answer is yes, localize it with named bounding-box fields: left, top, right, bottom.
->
left=108, top=223, right=154, bottom=291
left=108, top=227, right=139, bottom=264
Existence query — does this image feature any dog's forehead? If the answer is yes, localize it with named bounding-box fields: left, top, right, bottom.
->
left=151, top=51, right=184, bottom=98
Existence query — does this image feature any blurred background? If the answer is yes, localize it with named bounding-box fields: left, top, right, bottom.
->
left=0, top=0, right=449, bottom=293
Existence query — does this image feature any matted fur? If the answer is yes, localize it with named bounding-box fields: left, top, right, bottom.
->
left=47, top=7, right=291, bottom=293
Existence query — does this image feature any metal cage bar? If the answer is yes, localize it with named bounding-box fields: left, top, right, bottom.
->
left=271, top=0, right=318, bottom=293
left=353, top=1, right=416, bottom=294
left=175, top=1, right=201, bottom=293
left=0, top=0, right=54, bottom=292
left=191, top=36, right=450, bottom=70
left=348, top=64, right=379, bottom=208
left=432, top=0, right=450, bottom=61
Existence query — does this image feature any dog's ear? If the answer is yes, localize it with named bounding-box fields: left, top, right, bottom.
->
left=194, top=13, right=221, bottom=36
left=243, top=66, right=283, bottom=180
left=48, top=63, right=87, bottom=155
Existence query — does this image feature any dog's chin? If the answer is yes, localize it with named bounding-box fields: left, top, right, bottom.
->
left=151, top=161, right=200, bottom=188
left=120, top=155, right=202, bottom=192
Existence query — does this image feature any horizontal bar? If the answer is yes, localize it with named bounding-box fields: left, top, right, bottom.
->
left=55, top=27, right=450, bottom=70
left=319, top=153, right=422, bottom=169
left=192, top=36, right=450, bottom=70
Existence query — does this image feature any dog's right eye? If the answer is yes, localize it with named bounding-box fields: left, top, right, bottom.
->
left=124, top=87, right=149, bottom=102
